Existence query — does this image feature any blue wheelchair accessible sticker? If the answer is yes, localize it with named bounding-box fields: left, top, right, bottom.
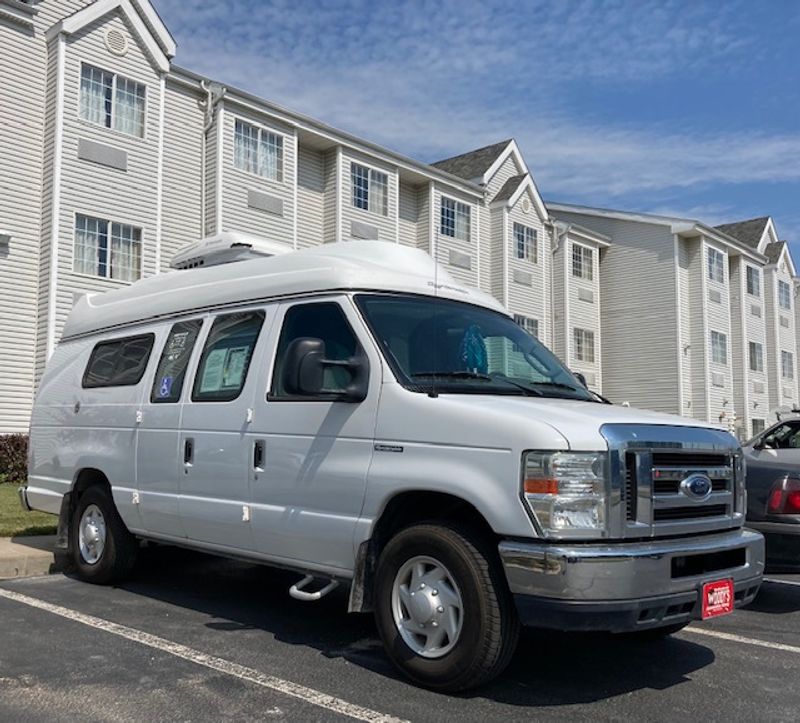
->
left=159, top=376, right=173, bottom=398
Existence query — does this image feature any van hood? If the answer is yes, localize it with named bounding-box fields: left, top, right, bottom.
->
left=425, top=394, right=730, bottom=450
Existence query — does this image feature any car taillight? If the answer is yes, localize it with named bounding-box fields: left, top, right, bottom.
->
left=767, top=478, right=800, bottom=514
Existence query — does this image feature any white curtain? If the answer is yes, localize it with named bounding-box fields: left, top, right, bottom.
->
left=114, top=78, right=144, bottom=137
left=110, top=223, right=141, bottom=282
left=80, top=67, right=111, bottom=126
left=370, top=171, right=387, bottom=216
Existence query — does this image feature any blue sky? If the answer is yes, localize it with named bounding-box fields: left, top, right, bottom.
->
left=156, top=0, right=800, bottom=256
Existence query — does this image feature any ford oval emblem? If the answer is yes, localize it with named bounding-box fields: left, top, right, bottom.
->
left=680, top=473, right=713, bottom=501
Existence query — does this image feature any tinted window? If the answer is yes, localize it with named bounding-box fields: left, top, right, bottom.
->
left=150, top=320, right=203, bottom=403
left=82, top=334, right=155, bottom=388
left=762, top=421, right=800, bottom=450
left=192, top=311, right=264, bottom=402
left=271, top=303, right=359, bottom=398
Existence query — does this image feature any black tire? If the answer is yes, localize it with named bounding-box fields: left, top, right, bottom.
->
left=70, top=486, right=137, bottom=584
left=373, top=522, right=519, bottom=692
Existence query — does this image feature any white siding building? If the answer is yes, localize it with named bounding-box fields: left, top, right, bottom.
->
left=0, top=0, right=796, bottom=437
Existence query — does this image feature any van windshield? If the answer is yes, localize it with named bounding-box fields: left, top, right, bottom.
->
left=355, top=294, right=594, bottom=401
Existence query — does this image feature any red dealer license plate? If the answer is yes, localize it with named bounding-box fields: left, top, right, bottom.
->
left=702, top=578, right=735, bottom=619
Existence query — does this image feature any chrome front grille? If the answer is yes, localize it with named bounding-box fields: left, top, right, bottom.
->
left=603, top=424, right=744, bottom=539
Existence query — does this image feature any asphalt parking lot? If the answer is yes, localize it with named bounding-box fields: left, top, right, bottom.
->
left=1, top=547, right=799, bottom=722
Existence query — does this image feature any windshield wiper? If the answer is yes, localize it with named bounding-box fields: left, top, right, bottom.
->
left=412, top=371, right=492, bottom=380
left=525, top=381, right=583, bottom=392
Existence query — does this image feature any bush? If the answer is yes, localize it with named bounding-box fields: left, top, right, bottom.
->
left=0, top=434, right=28, bottom=484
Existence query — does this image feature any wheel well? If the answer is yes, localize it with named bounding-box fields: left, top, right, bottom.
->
left=72, top=468, right=111, bottom=500
left=349, top=491, right=498, bottom=613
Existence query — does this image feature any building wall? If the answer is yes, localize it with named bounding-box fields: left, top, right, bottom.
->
left=432, top=184, right=479, bottom=288
left=340, top=149, right=398, bottom=242
left=296, top=145, right=325, bottom=249
left=764, top=259, right=799, bottom=411
left=553, top=213, right=679, bottom=413
left=0, top=11, right=48, bottom=431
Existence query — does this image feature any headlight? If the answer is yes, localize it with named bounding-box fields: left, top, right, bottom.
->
left=522, top=451, right=608, bottom=537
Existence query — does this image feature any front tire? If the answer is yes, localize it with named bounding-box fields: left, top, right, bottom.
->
left=373, top=523, right=519, bottom=692
left=70, top=486, right=137, bottom=584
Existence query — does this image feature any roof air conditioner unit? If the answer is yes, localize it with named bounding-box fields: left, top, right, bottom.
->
left=170, top=231, right=293, bottom=270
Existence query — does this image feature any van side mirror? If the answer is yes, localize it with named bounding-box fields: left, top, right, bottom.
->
left=281, top=337, right=369, bottom=402
left=573, top=371, right=588, bottom=388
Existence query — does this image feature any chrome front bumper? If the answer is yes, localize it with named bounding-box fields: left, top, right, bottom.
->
left=18, top=485, right=31, bottom=512
left=499, top=528, right=764, bottom=631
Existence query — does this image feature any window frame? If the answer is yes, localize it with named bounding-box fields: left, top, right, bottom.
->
left=748, top=341, right=764, bottom=373
left=513, top=314, right=539, bottom=338
left=268, top=300, right=366, bottom=402
left=82, top=333, right=155, bottom=389
left=746, top=265, right=761, bottom=298
left=513, top=223, right=538, bottom=263
left=72, top=212, right=143, bottom=283
left=779, top=280, right=792, bottom=311
left=232, top=117, right=285, bottom=183
left=191, top=310, right=266, bottom=403
left=573, top=327, right=595, bottom=363
left=440, top=196, right=471, bottom=242
left=150, top=319, right=204, bottom=403
left=710, top=330, right=728, bottom=365
left=78, top=62, right=147, bottom=139
left=706, top=246, right=725, bottom=284
left=350, top=161, right=389, bottom=217
left=571, top=243, right=594, bottom=281
left=782, top=350, right=794, bottom=380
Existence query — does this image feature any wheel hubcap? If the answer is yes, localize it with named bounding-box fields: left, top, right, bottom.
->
left=78, top=504, right=106, bottom=565
left=391, top=555, right=463, bottom=658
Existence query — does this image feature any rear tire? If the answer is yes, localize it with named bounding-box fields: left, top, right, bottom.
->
left=70, top=486, right=137, bottom=584
left=373, top=522, right=519, bottom=692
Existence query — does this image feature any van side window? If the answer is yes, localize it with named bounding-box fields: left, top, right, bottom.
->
left=271, top=302, right=359, bottom=398
left=150, top=320, right=203, bottom=403
left=191, top=310, right=265, bottom=402
left=82, top=334, right=155, bottom=388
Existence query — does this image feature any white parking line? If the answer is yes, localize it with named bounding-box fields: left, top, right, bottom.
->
left=764, top=578, right=800, bottom=588
left=685, top=627, right=800, bottom=655
left=0, top=588, right=406, bottom=723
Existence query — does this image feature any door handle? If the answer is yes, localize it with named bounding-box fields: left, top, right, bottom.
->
left=253, top=440, right=265, bottom=470
left=183, top=438, right=194, bottom=465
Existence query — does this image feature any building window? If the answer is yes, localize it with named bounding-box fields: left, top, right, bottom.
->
left=779, top=280, right=792, bottom=310
left=234, top=119, right=283, bottom=181
left=74, top=214, right=142, bottom=282
left=351, top=162, right=388, bottom=216
left=749, top=341, right=764, bottom=372
left=513, top=223, right=538, bottom=262
left=751, top=418, right=766, bottom=437
left=782, top=350, right=794, bottom=380
left=707, top=247, right=725, bottom=283
left=79, top=64, right=145, bottom=138
left=513, top=314, right=538, bottom=338
left=440, top=197, right=471, bottom=241
left=572, top=244, right=593, bottom=281
left=710, top=331, right=727, bottom=365
left=746, top=266, right=761, bottom=297
left=573, top=328, right=595, bottom=363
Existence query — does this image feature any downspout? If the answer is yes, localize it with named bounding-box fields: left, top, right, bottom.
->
left=199, top=80, right=226, bottom=236
left=549, top=219, right=570, bottom=352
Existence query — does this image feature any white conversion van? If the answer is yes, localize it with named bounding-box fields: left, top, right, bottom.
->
left=24, top=239, right=764, bottom=691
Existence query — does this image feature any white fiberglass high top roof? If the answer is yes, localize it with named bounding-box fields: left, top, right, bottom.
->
left=64, top=240, right=508, bottom=339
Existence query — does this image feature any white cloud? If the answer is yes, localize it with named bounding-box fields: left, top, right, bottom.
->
left=154, top=0, right=800, bottom=236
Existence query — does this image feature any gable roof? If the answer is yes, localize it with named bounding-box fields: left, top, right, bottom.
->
left=764, top=241, right=784, bottom=264
left=493, top=174, right=527, bottom=202
left=431, top=140, right=512, bottom=181
left=714, top=217, right=770, bottom=248
left=46, top=0, right=173, bottom=72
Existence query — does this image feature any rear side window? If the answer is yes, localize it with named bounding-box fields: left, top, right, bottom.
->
left=192, top=310, right=265, bottom=402
left=82, top=334, right=155, bottom=388
left=150, top=319, right=203, bottom=403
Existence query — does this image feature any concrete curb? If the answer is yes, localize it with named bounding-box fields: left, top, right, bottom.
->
left=0, top=535, right=65, bottom=580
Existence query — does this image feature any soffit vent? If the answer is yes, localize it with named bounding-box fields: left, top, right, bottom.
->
left=521, top=197, right=531, bottom=214
left=105, top=28, right=129, bottom=56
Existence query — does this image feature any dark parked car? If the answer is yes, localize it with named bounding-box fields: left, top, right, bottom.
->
left=743, top=418, right=800, bottom=568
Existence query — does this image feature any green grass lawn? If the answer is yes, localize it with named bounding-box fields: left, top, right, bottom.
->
left=0, top=484, right=58, bottom=537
